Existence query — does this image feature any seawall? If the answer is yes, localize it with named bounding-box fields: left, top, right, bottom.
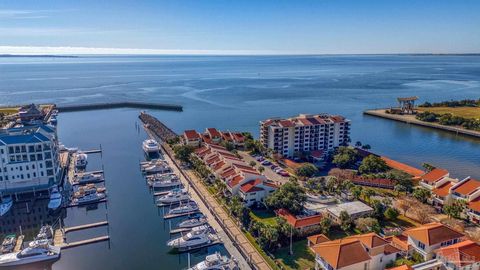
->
left=56, top=102, right=183, bottom=112
left=364, top=109, right=480, bottom=139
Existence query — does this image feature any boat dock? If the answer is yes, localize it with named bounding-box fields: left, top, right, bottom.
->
left=83, top=149, right=102, bottom=154
left=163, top=210, right=200, bottom=220
left=54, top=220, right=110, bottom=249
left=64, top=221, right=109, bottom=233
left=66, top=198, right=107, bottom=208
left=169, top=227, right=192, bottom=234
left=157, top=200, right=192, bottom=207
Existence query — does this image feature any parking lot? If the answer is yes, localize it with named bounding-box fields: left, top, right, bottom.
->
left=238, top=151, right=290, bottom=185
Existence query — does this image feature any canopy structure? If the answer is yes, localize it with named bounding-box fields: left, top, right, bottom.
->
left=396, top=96, right=418, bottom=114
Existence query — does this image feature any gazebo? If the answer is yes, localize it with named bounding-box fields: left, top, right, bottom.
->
left=396, top=96, right=418, bottom=114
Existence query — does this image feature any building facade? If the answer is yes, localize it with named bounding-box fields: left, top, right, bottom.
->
left=0, top=124, right=61, bottom=195
left=260, top=114, right=350, bottom=158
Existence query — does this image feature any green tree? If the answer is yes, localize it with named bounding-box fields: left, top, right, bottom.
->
left=443, top=198, right=466, bottom=219
left=384, top=207, right=399, bottom=220
left=249, top=160, right=257, bottom=167
left=339, top=211, right=352, bottom=232
left=258, top=166, right=265, bottom=173
left=265, top=181, right=307, bottom=214
left=412, top=188, right=431, bottom=203
left=319, top=217, right=332, bottom=235
left=221, top=141, right=235, bottom=151
left=361, top=144, right=371, bottom=150
left=332, top=147, right=359, bottom=169
left=422, top=163, right=436, bottom=172
left=361, top=188, right=375, bottom=202
left=359, top=155, right=389, bottom=174
left=295, top=163, right=318, bottom=178
left=350, top=185, right=362, bottom=200
left=355, top=141, right=362, bottom=147
left=306, top=177, right=324, bottom=193
left=173, top=144, right=194, bottom=163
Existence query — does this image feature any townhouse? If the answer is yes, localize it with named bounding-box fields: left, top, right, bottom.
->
left=310, top=232, right=401, bottom=270
left=183, top=128, right=245, bottom=148
left=194, top=143, right=276, bottom=206
left=436, top=240, right=480, bottom=270
left=276, top=208, right=323, bottom=235
left=259, top=113, right=350, bottom=159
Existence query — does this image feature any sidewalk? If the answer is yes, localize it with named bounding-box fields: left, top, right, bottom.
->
left=163, top=144, right=273, bottom=270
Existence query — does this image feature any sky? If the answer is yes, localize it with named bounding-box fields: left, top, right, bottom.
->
left=0, top=0, right=479, bottom=55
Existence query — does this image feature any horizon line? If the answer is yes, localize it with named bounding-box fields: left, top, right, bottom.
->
left=0, top=46, right=479, bottom=56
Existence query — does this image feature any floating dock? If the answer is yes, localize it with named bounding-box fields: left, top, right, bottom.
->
left=164, top=210, right=200, bottom=220
left=57, top=102, right=183, bottom=112
left=54, top=220, right=110, bottom=249
left=64, top=221, right=109, bottom=233
left=66, top=198, right=107, bottom=208
left=13, top=235, right=24, bottom=252
left=169, top=227, right=193, bottom=234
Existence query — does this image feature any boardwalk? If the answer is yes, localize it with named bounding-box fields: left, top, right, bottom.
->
left=162, top=144, right=272, bottom=270
left=56, top=101, right=182, bottom=112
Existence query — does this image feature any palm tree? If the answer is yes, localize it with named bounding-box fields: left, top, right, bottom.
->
left=355, top=141, right=362, bottom=147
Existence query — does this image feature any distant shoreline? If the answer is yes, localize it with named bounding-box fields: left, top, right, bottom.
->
left=0, top=54, right=79, bottom=58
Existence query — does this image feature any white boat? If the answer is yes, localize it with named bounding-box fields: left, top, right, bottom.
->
left=142, top=162, right=171, bottom=174
left=0, top=242, right=60, bottom=267
left=142, top=139, right=160, bottom=155
left=0, top=196, right=13, bottom=217
left=35, top=225, right=54, bottom=242
left=1, top=235, right=16, bottom=254
left=73, top=184, right=106, bottom=198
left=148, top=174, right=181, bottom=188
left=168, top=202, right=199, bottom=215
left=73, top=192, right=106, bottom=205
left=178, top=217, right=208, bottom=229
left=75, top=152, right=88, bottom=169
left=167, top=225, right=212, bottom=249
left=48, top=187, right=62, bottom=211
left=156, top=189, right=190, bottom=204
left=74, top=172, right=104, bottom=184
left=188, top=253, right=238, bottom=270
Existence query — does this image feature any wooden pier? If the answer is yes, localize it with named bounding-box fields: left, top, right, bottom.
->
left=164, top=210, right=200, bottom=220
left=64, top=221, right=109, bottom=233
left=61, top=236, right=110, bottom=249
left=13, top=235, right=24, bottom=252
left=169, top=228, right=192, bottom=234
left=83, top=149, right=102, bottom=154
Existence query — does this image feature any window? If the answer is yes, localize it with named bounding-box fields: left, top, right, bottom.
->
left=418, top=241, right=426, bottom=250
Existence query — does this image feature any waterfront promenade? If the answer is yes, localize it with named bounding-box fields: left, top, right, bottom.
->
left=161, top=143, right=272, bottom=270
left=364, top=109, right=480, bottom=138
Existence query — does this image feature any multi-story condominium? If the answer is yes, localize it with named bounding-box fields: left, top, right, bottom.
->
left=0, top=124, right=61, bottom=195
left=260, top=114, right=350, bottom=158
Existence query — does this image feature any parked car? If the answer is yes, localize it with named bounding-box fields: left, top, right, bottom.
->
left=274, top=168, right=283, bottom=173
left=255, top=156, right=264, bottom=161
left=279, top=171, right=290, bottom=177
left=270, top=165, right=278, bottom=169
left=261, top=160, right=271, bottom=166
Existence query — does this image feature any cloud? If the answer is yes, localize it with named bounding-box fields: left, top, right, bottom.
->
left=0, top=45, right=279, bottom=55
left=0, top=9, right=54, bottom=19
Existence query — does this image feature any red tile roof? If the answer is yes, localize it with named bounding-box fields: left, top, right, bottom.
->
left=404, top=222, right=463, bottom=245
left=310, top=150, right=324, bottom=159
left=276, top=208, right=322, bottom=229
left=432, top=181, right=454, bottom=197
left=436, top=240, right=480, bottom=267
left=221, top=132, right=233, bottom=141
left=278, top=120, right=295, bottom=127
left=384, top=235, right=411, bottom=252
left=381, top=156, right=424, bottom=178
left=452, top=178, right=480, bottom=196
left=308, top=234, right=330, bottom=245
left=207, top=128, right=221, bottom=138
left=468, top=197, right=480, bottom=212
left=228, top=174, right=244, bottom=188
left=240, top=179, right=264, bottom=193
left=387, top=266, right=412, bottom=270
left=346, top=233, right=389, bottom=249
left=421, top=168, right=449, bottom=184
left=231, top=132, right=245, bottom=143
left=311, top=238, right=371, bottom=269
left=184, top=130, right=200, bottom=140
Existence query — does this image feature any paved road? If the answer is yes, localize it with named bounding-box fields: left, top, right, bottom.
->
left=238, top=152, right=289, bottom=186
left=162, top=145, right=273, bottom=270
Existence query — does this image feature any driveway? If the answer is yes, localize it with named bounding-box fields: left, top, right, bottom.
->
left=238, top=151, right=289, bottom=185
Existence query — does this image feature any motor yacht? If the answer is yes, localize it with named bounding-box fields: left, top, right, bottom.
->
left=48, top=187, right=62, bottom=211
left=178, top=217, right=208, bottom=229
left=74, top=172, right=104, bottom=184
left=142, top=162, right=171, bottom=174
left=75, top=152, right=88, bottom=169
left=73, top=184, right=106, bottom=198
left=142, top=139, right=160, bottom=156
left=0, top=242, right=60, bottom=267
left=1, top=235, right=16, bottom=254
left=166, top=225, right=213, bottom=250
left=168, top=202, right=199, bottom=215
left=0, top=196, right=13, bottom=217
left=73, top=192, right=106, bottom=205
left=156, top=189, right=190, bottom=205
left=148, top=174, right=181, bottom=188
left=188, top=253, right=238, bottom=270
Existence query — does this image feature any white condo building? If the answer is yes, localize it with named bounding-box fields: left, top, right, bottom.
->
left=0, top=124, right=61, bottom=195
left=260, top=114, right=351, bottom=158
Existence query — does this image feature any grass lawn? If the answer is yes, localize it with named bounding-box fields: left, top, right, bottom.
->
left=0, top=107, right=18, bottom=115
left=273, top=239, right=316, bottom=270
left=420, top=107, right=480, bottom=119
left=250, top=209, right=278, bottom=226
left=244, top=231, right=280, bottom=270
left=384, top=214, right=419, bottom=229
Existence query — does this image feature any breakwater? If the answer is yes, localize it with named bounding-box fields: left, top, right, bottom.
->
left=56, top=101, right=183, bottom=112
left=364, top=109, right=480, bottom=139
left=138, top=112, right=178, bottom=142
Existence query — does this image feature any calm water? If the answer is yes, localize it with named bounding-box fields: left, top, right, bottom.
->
left=0, top=55, right=479, bottom=269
